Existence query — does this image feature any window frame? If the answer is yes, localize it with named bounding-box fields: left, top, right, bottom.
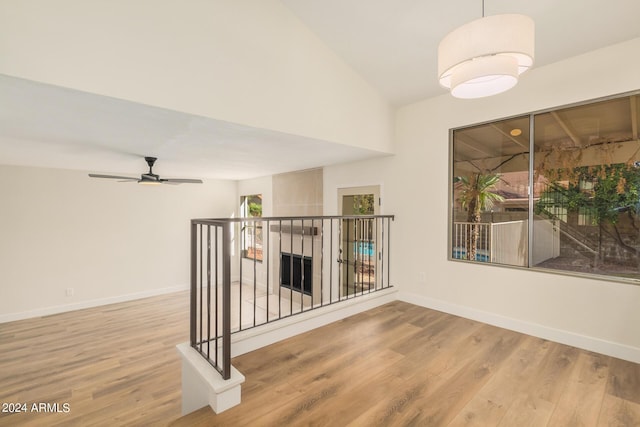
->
left=240, top=194, right=263, bottom=262
left=448, top=89, right=640, bottom=286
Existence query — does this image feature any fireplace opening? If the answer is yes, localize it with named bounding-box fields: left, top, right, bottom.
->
left=281, top=253, right=312, bottom=296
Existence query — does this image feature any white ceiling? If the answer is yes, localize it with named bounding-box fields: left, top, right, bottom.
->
left=0, top=75, right=385, bottom=180
left=281, top=0, right=640, bottom=105
left=2, top=0, right=640, bottom=180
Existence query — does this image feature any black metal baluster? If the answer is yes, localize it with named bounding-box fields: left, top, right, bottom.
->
left=374, top=217, right=379, bottom=291
left=253, top=219, right=257, bottom=327
left=207, top=225, right=211, bottom=359
left=290, top=219, right=294, bottom=316
left=300, top=219, right=305, bottom=313
left=355, top=218, right=359, bottom=297
left=239, top=221, right=243, bottom=331
left=329, top=218, right=333, bottom=304
left=338, top=217, right=342, bottom=302
left=312, top=218, right=315, bottom=308
left=381, top=218, right=385, bottom=288
left=265, top=219, right=270, bottom=324
left=346, top=218, right=351, bottom=298
left=360, top=218, right=364, bottom=294
left=365, top=218, right=369, bottom=294
left=359, top=218, right=364, bottom=296
left=199, top=226, right=204, bottom=351
left=387, top=218, right=391, bottom=288
left=278, top=220, right=282, bottom=320
left=289, top=219, right=293, bottom=316
left=214, top=225, right=219, bottom=368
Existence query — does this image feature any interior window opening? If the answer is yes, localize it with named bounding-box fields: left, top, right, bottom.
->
left=240, top=194, right=263, bottom=262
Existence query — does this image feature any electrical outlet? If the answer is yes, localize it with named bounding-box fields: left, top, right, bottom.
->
left=65, top=288, right=74, bottom=297
left=419, top=272, right=427, bottom=283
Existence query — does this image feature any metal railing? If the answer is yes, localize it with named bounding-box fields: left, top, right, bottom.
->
left=190, top=215, right=395, bottom=379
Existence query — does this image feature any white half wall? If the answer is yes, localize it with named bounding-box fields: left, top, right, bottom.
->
left=0, top=164, right=237, bottom=322
left=0, top=0, right=392, bottom=153
left=323, top=38, right=640, bottom=362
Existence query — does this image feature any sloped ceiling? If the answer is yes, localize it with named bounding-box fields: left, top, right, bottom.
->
left=282, top=0, right=640, bottom=105
left=2, top=0, right=640, bottom=180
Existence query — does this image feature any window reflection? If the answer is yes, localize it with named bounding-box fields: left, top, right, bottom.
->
left=452, top=116, right=530, bottom=266
left=450, top=93, right=640, bottom=282
left=533, top=96, right=640, bottom=279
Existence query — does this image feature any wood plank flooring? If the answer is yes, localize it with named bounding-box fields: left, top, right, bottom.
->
left=0, top=292, right=190, bottom=427
left=172, top=301, right=640, bottom=427
left=1, top=292, right=639, bottom=426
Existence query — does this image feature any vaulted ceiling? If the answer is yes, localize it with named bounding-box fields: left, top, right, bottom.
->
left=281, top=0, right=640, bottom=105
left=2, top=0, right=640, bottom=180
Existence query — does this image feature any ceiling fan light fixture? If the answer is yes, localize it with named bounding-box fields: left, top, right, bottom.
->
left=438, top=13, right=534, bottom=99
left=138, top=179, right=162, bottom=186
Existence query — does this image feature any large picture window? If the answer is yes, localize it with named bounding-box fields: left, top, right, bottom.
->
left=450, top=92, right=640, bottom=282
left=241, top=194, right=263, bottom=262
left=452, top=115, right=530, bottom=267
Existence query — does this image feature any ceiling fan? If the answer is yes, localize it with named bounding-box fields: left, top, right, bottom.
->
left=89, top=156, right=203, bottom=185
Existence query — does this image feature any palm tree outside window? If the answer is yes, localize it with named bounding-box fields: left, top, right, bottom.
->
left=450, top=91, right=640, bottom=282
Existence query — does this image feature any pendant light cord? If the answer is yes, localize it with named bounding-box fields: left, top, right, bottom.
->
left=482, top=0, right=485, bottom=17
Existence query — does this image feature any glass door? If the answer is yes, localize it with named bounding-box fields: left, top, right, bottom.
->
left=338, top=186, right=380, bottom=297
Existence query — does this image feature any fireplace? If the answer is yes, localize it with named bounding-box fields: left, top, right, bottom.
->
left=280, top=252, right=312, bottom=296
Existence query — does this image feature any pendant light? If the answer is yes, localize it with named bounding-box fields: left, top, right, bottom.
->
left=438, top=1, right=534, bottom=99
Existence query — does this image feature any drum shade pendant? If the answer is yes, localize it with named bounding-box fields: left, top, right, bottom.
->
left=438, top=12, right=534, bottom=99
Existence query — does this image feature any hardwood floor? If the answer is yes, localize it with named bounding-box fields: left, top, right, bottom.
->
left=171, top=301, right=640, bottom=427
left=1, top=293, right=639, bottom=426
left=0, top=292, right=190, bottom=427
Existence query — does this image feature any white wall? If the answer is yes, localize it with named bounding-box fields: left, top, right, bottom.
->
left=0, top=165, right=237, bottom=322
left=272, top=169, right=323, bottom=216
left=0, top=0, right=392, bottom=154
left=234, top=170, right=324, bottom=290
left=324, top=38, right=640, bottom=362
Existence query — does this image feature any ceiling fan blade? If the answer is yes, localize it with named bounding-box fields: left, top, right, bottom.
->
left=89, top=158, right=204, bottom=185
left=89, top=173, right=138, bottom=181
left=161, top=178, right=204, bottom=184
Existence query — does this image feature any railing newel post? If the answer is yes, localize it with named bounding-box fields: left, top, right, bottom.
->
left=190, top=221, right=197, bottom=347
left=222, top=221, right=232, bottom=380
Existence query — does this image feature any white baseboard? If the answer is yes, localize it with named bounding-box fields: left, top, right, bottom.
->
left=398, top=291, right=640, bottom=364
left=7, top=284, right=637, bottom=365
left=0, top=284, right=189, bottom=324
